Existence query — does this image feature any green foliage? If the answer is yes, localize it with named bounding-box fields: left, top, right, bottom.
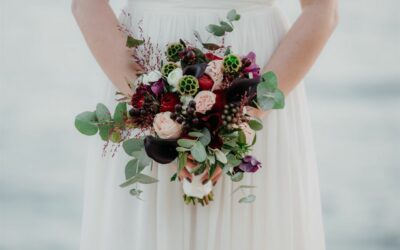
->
left=191, top=141, right=207, bottom=162
left=113, top=102, right=127, bottom=126
left=178, top=152, right=188, bottom=173
left=214, top=149, right=228, bottom=164
left=120, top=173, right=158, bottom=188
left=231, top=171, right=244, bottom=182
left=96, top=103, right=112, bottom=122
left=199, top=128, right=211, bottom=146
left=206, top=9, right=241, bottom=37
left=257, top=71, right=285, bottom=110
left=126, top=35, right=144, bottom=48
left=239, top=194, right=256, bottom=204
left=248, top=119, right=263, bottom=131
left=177, top=138, right=196, bottom=148
left=123, top=138, right=144, bottom=156
left=232, top=185, right=256, bottom=194
left=125, top=159, right=146, bottom=179
left=75, top=111, right=98, bottom=136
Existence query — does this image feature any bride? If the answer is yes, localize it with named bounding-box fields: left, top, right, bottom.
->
left=72, top=0, right=338, bottom=249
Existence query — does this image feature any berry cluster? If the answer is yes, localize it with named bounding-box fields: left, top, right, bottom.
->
left=170, top=100, right=200, bottom=130
left=129, top=94, right=159, bottom=127
left=221, top=103, right=243, bottom=130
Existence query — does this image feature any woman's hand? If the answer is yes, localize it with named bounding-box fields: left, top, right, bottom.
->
left=177, top=156, right=222, bottom=186
left=72, top=0, right=141, bottom=95
left=264, top=0, right=338, bottom=95
left=244, top=106, right=271, bottom=120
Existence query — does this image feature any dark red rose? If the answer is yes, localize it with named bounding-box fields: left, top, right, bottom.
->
left=209, top=134, right=223, bottom=149
left=200, top=113, right=223, bottom=132
left=131, top=93, right=145, bottom=109
left=212, top=89, right=226, bottom=112
left=198, top=74, right=214, bottom=90
left=205, top=53, right=223, bottom=61
left=160, top=93, right=180, bottom=112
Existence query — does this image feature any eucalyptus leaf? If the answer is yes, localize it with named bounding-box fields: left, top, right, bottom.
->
left=75, top=111, right=98, bottom=136
left=199, top=128, right=211, bottom=146
left=261, top=71, right=278, bottom=89
left=227, top=9, right=241, bottom=22
left=227, top=154, right=242, bottom=166
left=131, top=150, right=152, bottom=166
left=129, top=188, right=143, bottom=197
left=232, top=185, right=257, bottom=194
left=207, top=154, right=216, bottom=165
left=190, top=141, right=207, bottom=162
left=248, top=119, right=263, bottom=131
left=220, top=21, right=233, bottom=32
left=113, top=102, right=127, bottom=126
left=123, top=138, right=144, bottom=155
left=238, top=130, right=247, bottom=144
left=214, top=149, right=228, bottom=164
left=206, top=24, right=225, bottom=37
left=98, top=124, right=112, bottom=141
left=177, top=138, right=196, bottom=148
left=231, top=171, right=244, bottom=182
left=239, top=194, right=256, bottom=203
left=125, top=159, right=146, bottom=179
left=96, top=103, right=112, bottom=122
left=178, top=152, right=188, bottom=173
left=136, top=173, right=158, bottom=184
left=176, top=147, right=190, bottom=152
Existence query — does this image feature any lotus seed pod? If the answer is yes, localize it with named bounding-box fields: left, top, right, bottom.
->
left=166, top=43, right=184, bottom=62
left=161, top=62, right=178, bottom=77
left=178, top=75, right=199, bottom=96
left=223, top=54, right=242, bottom=74
left=205, top=60, right=224, bottom=91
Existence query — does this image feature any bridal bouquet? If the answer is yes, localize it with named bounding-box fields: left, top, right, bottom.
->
left=75, top=10, right=285, bottom=205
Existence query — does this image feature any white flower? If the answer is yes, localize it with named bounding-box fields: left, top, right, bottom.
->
left=142, top=70, right=162, bottom=85
left=153, top=112, right=183, bottom=139
left=182, top=173, right=213, bottom=199
left=167, top=68, right=183, bottom=90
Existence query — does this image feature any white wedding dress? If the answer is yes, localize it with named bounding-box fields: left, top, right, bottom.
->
left=80, top=0, right=326, bottom=249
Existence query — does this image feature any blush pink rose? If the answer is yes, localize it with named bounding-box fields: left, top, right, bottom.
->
left=194, top=90, right=217, bottom=114
left=153, top=112, right=183, bottom=139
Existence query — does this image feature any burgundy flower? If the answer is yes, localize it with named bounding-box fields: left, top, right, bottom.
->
left=236, top=155, right=262, bottom=173
left=242, top=52, right=260, bottom=78
left=150, top=79, right=165, bottom=97
left=209, top=134, right=223, bottom=149
left=160, top=93, right=180, bottom=112
left=198, top=74, right=214, bottom=91
left=211, top=89, right=226, bottom=113
left=131, top=93, right=145, bottom=109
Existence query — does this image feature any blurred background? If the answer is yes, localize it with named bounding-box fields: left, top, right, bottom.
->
left=0, top=0, right=399, bottom=249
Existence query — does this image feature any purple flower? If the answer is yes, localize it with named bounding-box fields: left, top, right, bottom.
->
left=150, top=79, right=165, bottom=97
left=242, top=52, right=260, bottom=78
left=237, top=155, right=262, bottom=173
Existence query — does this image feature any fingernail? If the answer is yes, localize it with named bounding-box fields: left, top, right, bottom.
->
left=178, top=177, right=182, bottom=181
left=212, top=182, right=216, bottom=186
left=202, top=179, right=208, bottom=185
left=186, top=177, right=192, bottom=183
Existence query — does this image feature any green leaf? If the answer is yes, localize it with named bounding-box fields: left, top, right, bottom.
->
left=206, top=24, right=225, bottom=37
left=131, top=151, right=152, bottom=166
left=74, top=111, right=98, bottom=136
left=261, top=71, right=278, bottom=89
left=199, top=128, right=211, bottom=146
left=123, top=138, right=144, bottom=155
left=272, top=89, right=285, bottom=109
left=193, top=30, right=203, bottom=43
left=231, top=171, right=244, bottom=182
left=227, top=9, right=241, bottom=22
left=232, top=185, right=256, bottom=194
left=188, top=131, right=203, bottom=138
left=257, top=83, right=285, bottom=111
left=176, top=147, right=190, bottom=152
left=227, top=154, right=242, bottom=166
left=214, top=149, right=228, bottom=164
left=136, top=173, right=158, bottom=184
left=177, top=138, right=196, bottom=148
left=126, top=35, right=144, bottom=48
left=113, top=102, right=127, bottom=126
left=224, top=47, right=232, bottom=56
left=96, top=103, right=112, bottom=122
left=248, top=119, right=263, bottom=131
left=207, top=154, right=216, bottom=165
left=178, top=152, right=188, bottom=173
left=125, top=159, right=146, bottom=179
left=220, top=21, right=233, bottom=32
left=129, top=188, right=143, bottom=197
left=238, top=130, right=247, bottom=144
left=190, top=141, right=207, bottom=162
left=170, top=173, right=178, bottom=182
left=98, top=124, right=113, bottom=141
left=239, top=194, right=256, bottom=203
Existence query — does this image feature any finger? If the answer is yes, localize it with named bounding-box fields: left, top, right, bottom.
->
left=186, top=158, right=197, bottom=169
left=211, top=171, right=222, bottom=186
left=178, top=167, right=192, bottom=182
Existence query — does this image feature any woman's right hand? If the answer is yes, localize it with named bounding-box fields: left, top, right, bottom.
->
left=178, top=156, right=222, bottom=186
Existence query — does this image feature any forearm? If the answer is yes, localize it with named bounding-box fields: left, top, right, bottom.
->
left=72, top=0, right=136, bottom=95
left=264, top=0, right=339, bottom=95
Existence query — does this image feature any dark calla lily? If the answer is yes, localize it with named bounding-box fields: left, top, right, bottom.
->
left=225, top=77, right=261, bottom=104
left=183, top=63, right=207, bottom=78
left=144, top=136, right=178, bottom=164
